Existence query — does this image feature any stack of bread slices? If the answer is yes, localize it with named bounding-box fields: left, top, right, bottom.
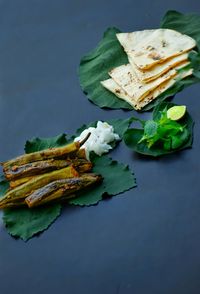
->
left=101, top=29, right=196, bottom=110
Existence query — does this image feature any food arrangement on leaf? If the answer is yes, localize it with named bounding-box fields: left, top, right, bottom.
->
left=101, top=29, right=194, bottom=110
left=0, top=139, right=102, bottom=209
left=0, top=11, right=199, bottom=241
left=0, top=119, right=136, bottom=240
left=79, top=11, right=200, bottom=111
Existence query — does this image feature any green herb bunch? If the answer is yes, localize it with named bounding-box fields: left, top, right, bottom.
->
left=138, top=109, right=189, bottom=151
left=123, top=102, right=194, bottom=157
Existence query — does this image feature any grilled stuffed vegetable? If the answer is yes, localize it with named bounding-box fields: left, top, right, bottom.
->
left=25, top=173, right=102, bottom=208
left=0, top=166, right=79, bottom=209
left=5, top=158, right=92, bottom=182
left=2, top=141, right=80, bottom=170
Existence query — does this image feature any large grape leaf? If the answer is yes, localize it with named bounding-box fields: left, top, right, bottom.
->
left=79, top=11, right=200, bottom=112
left=0, top=177, right=62, bottom=242
left=25, top=133, right=67, bottom=153
left=3, top=205, right=61, bottom=241
left=79, top=27, right=131, bottom=110
left=69, top=155, right=136, bottom=206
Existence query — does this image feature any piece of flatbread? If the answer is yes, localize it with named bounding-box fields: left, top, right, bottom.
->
left=128, top=52, right=188, bottom=82
left=116, top=30, right=155, bottom=53
left=108, top=64, right=138, bottom=97
left=101, top=78, right=137, bottom=108
left=136, top=68, right=193, bottom=109
left=101, top=69, right=193, bottom=110
left=123, top=29, right=196, bottom=70
left=108, top=63, right=178, bottom=102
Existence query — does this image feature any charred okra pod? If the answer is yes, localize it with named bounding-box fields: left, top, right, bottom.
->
left=9, top=176, right=35, bottom=189
left=25, top=173, right=102, bottom=208
left=9, top=159, right=92, bottom=189
left=2, top=133, right=90, bottom=170
left=4, top=158, right=92, bottom=182
left=0, top=166, right=79, bottom=209
left=2, top=141, right=80, bottom=170
left=4, top=159, right=70, bottom=180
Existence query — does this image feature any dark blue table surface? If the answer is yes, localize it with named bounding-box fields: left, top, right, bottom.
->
left=0, top=1, right=200, bottom=293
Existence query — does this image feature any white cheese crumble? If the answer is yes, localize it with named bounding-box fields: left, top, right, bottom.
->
left=74, top=121, right=120, bottom=159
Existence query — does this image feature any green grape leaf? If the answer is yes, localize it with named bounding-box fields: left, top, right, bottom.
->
left=0, top=176, right=9, bottom=198
left=3, top=205, right=61, bottom=241
left=79, top=27, right=131, bottom=110
left=25, top=134, right=68, bottom=153
left=69, top=155, right=136, bottom=206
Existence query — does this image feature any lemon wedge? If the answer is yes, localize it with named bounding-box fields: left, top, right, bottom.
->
left=167, top=105, right=186, bottom=121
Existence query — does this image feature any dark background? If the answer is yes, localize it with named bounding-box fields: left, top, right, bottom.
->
left=0, top=1, right=200, bottom=293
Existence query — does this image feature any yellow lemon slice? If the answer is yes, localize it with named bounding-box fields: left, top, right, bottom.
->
left=167, top=105, right=186, bottom=121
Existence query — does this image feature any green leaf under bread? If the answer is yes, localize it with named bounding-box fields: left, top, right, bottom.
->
left=144, top=10, right=200, bottom=110
left=161, top=10, right=200, bottom=49
left=79, top=11, right=200, bottom=111
left=79, top=27, right=131, bottom=110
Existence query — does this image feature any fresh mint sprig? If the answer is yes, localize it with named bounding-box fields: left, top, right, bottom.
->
left=123, top=102, right=194, bottom=157
left=138, top=108, right=189, bottom=151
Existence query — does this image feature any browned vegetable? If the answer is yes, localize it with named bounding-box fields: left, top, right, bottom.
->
left=0, top=133, right=103, bottom=209
left=2, top=141, right=80, bottom=170
left=76, top=148, right=87, bottom=159
left=2, top=133, right=91, bottom=170
left=0, top=199, right=26, bottom=208
left=9, top=159, right=92, bottom=189
left=9, top=176, right=35, bottom=189
left=25, top=174, right=102, bottom=208
left=4, top=159, right=70, bottom=180
left=0, top=166, right=79, bottom=209
left=4, top=158, right=92, bottom=182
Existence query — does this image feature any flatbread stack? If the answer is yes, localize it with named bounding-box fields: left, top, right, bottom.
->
left=101, top=29, right=196, bottom=110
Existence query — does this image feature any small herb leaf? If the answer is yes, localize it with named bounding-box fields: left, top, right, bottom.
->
left=144, top=120, right=158, bottom=137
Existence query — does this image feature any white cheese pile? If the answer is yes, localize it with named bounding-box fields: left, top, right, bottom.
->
left=74, top=121, right=120, bottom=159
